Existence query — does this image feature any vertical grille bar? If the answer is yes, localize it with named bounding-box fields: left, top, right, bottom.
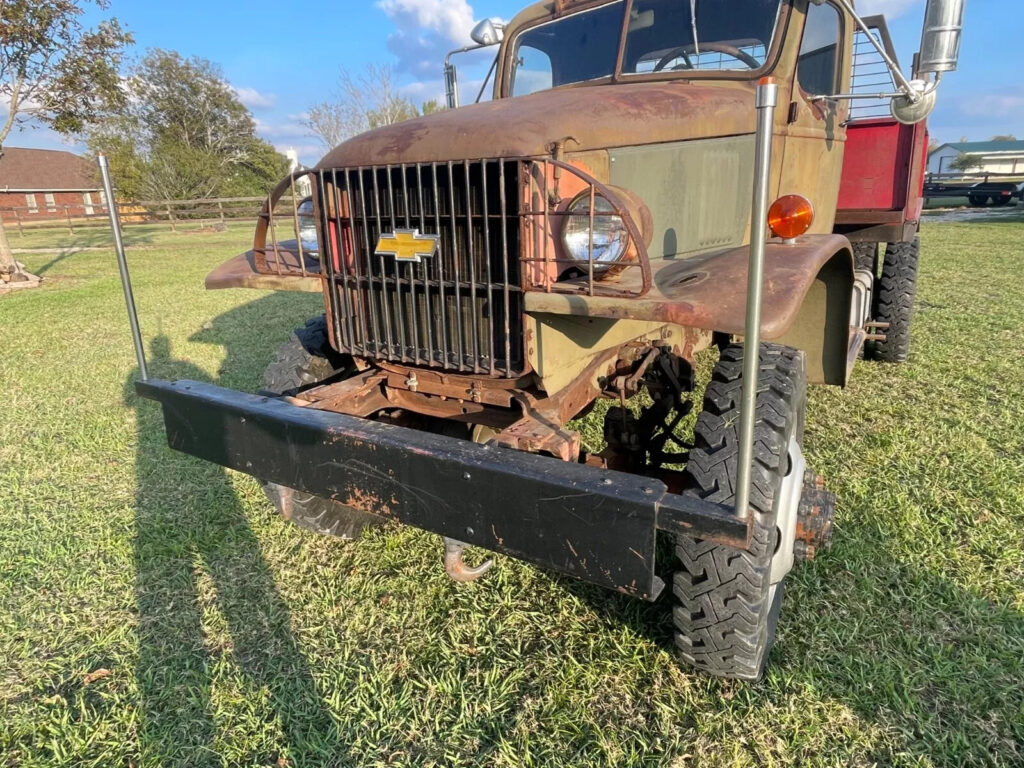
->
left=327, top=169, right=357, bottom=352
left=463, top=161, right=480, bottom=371
left=402, top=164, right=422, bottom=366
left=344, top=168, right=369, bottom=355
left=543, top=159, right=552, bottom=293
left=316, top=171, right=344, bottom=352
left=446, top=161, right=465, bottom=371
left=480, top=159, right=496, bottom=376
left=371, top=169, right=395, bottom=357
left=431, top=166, right=451, bottom=369
left=416, top=163, right=435, bottom=365
left=499, top=161, right=512, bottom=377
left=385, top=165, right=409, bottom=362
left=356, top=168, right=383, bottom=352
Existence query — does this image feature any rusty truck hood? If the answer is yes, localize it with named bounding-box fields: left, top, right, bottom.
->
left=316, top=82, right=756, bottom=168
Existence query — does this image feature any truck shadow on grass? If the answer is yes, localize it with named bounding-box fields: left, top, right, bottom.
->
left=126, top=291, right=1024, bottom=765
left=127, top=292, right=339, bottom=766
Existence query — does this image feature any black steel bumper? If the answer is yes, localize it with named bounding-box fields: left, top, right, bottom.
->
left=136, top=379, right=750, bottom=600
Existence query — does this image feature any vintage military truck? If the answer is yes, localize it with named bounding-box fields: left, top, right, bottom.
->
left=135, top=0, right=964, bottom=679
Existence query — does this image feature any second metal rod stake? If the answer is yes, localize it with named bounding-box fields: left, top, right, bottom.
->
left=735, top=78, right=778, bottom=520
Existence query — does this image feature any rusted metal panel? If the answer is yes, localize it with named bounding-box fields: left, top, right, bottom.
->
left=316, top=83, right=756, bottom=168
left=205, top=250, right=322, bottom=293
left=523, top=234, right=852, bottom=339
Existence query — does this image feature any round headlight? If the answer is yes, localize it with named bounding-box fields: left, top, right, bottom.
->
left=562, top=193, right=629, bottom=270
left=296, top=198, right=319, bottom=255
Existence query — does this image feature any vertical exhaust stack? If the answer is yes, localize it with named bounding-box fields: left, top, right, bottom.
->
left=917, top=0, right=966, bottom=76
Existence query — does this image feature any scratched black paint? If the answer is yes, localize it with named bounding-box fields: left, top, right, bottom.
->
left=136, top=379, right=748, bottom=600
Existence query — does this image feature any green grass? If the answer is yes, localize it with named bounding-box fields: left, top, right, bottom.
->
left=1, top=220, right=1022, bottom=767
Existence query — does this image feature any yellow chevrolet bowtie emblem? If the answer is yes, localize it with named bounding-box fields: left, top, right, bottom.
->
left=374, top=229, right=440, bottom=263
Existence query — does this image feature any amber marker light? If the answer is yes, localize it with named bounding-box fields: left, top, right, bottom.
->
left=768, top=194, right=814, bottom=241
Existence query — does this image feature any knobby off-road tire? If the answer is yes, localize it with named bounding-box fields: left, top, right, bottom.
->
left=852, top=242, right=878, bottom=274
left=673, top=344, right=807, bottom=680
left=261, top=316, right=382, bottom=540
left=871, top=238, right=920, bottom=363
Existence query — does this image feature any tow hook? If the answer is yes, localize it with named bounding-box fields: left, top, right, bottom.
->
left=794, top=473, right=837, bottom=562
left=443, top=537, right=494, bottom=582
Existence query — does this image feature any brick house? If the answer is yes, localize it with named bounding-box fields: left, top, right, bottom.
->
left=0, top=147, right=105, bottom=222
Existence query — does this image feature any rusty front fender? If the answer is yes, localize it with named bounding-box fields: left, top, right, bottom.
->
left=524, top=234, right=858, bottom=386
left=205, top=250, right=323, bottom=293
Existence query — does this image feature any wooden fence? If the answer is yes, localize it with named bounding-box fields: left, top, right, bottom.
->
left=0, top=194, right=300, bottom=237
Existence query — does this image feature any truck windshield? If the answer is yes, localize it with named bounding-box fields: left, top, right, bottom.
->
left=510, top=0, right=785, bottom=97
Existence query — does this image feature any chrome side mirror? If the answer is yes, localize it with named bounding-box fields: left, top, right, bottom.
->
left=918, top=0, right=965, bottom=76
left=471, top=18, right=505, bottom=46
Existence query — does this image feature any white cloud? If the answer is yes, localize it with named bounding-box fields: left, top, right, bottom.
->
left=254, top=117, right=312, bottom=141
left=376, top=0, right=478, bottom=76
left=233, top=86, right=278, bottom=111
left=377, top=0, right=475, bottom=45
left=961, top=90, right=1024, bottom=119
left=271, top=142, right=325, bottom=166
left=856, top=0, right=923, bottom=18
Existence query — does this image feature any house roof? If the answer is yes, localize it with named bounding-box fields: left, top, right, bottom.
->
left=0, top=147, right=100, bottom=191
left=934, top=140, right=1024, bottom=156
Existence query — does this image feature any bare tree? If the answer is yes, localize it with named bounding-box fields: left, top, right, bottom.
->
left=306, top=64, right=420, bottom=149
left=0, top=0, right=130, bottom=284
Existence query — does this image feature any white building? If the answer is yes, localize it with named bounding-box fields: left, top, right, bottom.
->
left=928, top=140, right=1024, bottom=176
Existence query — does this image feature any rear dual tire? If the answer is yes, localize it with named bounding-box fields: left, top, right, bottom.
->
left=871, top=238, right=920, bottom=363
left=855, top=239, right=920, bottom=364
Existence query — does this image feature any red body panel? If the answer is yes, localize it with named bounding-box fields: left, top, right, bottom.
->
left=835, top=118, right=929, bottom=242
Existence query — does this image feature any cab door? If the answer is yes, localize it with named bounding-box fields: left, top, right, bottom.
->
left=777, top=0, right=852, bottom=234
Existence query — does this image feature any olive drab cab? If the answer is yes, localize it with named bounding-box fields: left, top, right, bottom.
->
left=133, top=0, right=962, bottom=681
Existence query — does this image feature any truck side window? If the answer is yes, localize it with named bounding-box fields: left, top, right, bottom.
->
left=512, top=46, right=553, bottom=97
left=797, top=2, right=841, bottom=96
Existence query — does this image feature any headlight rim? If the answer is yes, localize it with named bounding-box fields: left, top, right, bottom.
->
left=295, top=196, right=320, bottom=257
left=560, top=190, right=633, bottom=275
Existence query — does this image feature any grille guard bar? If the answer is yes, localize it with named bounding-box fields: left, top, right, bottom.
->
left=136, top=378, right=750, bottom=600
left=251, top=160, right=654, bottom=298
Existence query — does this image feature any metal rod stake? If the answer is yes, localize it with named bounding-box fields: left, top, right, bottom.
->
left=98, top=154, right=149, bottom=381
left=735, top=78, right=778, bottom=520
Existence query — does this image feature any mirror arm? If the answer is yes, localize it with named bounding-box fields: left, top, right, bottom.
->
left=809, top=74, right=941, bottom=104
left=830, top=0, right=921, bottom=102
left=445, top=43, right=498, bottom=110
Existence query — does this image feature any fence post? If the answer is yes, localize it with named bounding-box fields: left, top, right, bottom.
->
left=166, top=202, right=177, bottom=232
left=13, top=209, right=23, bottom=237
left=217, top=200, right=225, bottom=225
left=64, top=206, right=75, bottom=235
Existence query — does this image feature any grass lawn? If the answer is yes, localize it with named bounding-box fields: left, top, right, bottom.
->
left=1, top=218, right=1022, bottom=768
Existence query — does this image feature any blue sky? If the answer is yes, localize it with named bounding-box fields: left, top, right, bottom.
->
left=8, top=0, right=1021, bottom=164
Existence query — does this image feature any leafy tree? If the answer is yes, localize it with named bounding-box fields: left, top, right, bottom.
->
left=306, top=64, right=423, bottom=149
left=989, top=134, right=1017, bottom=142
left=421, top=99, right=445, bottom=116
left=949, top=153, right=983, bottom=173
left=87, top=49, right=289, bottom=201
left=0, top=0, right=131, bottom=282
